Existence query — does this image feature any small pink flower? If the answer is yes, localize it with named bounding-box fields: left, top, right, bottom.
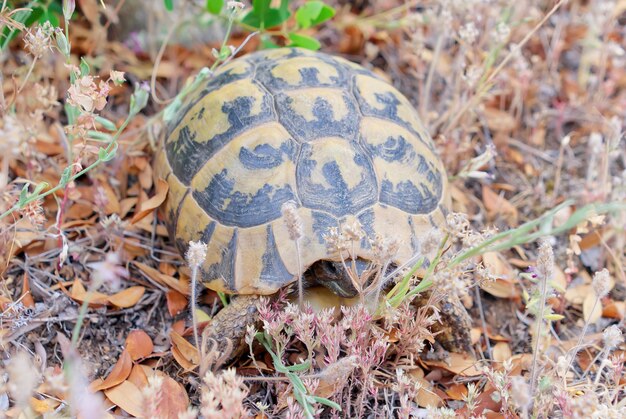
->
left=88, top=253, right=128, bottom=291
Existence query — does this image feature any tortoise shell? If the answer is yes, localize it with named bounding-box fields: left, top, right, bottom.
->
left=154, top=48, right=449, bottom=295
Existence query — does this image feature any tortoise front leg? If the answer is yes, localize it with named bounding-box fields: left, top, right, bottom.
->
left=201, top=294, right=262, bottom=371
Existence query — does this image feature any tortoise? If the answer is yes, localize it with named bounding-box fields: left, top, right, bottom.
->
left=154, top=48, right=469, bottom=358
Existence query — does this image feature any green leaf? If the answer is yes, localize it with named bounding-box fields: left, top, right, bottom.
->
left=260, top=37, right=280, bottom=49
left=0, top=7, right=38, bottom=50
left=18, top=184, right=29, bottom=207
left=55, top=31, right=70, bottom=58
left=98, top=143, right=118, bottom=162
left=87, top=130, right=113, bottom=141
left=288, top=373, right=308, bottom=394
left=129, top=85, right=149, bottom=116
left=288, top=33, right=321, bottom=50
left=310, top=396, right=342, bottom=410
left=242, top=0, right=290, bottom=29
left=31, top=182, right=49, bottom=197
left=206, top=0, right=224, bottom=14
left=295, top=1, right=335, bottom=29
left=79, top=57, right=90, bottom=77
left=41, top=9, right=60, bottom=27
left=253, top=0, right=272, bottom=19
left=59, top=167, right=72, bottom=187
left=285, top=361, right=311, bottom=372
left=164, top=0, right=174, bottom=11
left=95, top=116, right=117, bottom=131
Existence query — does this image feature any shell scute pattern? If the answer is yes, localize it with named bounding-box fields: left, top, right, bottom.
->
left=296, top=138, right=378, bottom=217
left=156, top=48, right=448, bottom=294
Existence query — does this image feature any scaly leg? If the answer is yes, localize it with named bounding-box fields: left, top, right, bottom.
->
left=200, top=294, right=262, bottom=371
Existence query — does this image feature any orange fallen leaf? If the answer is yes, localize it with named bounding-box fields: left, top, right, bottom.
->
left=422, top=353, right=481, bottom=376
left=21, top=272, right=35, bottom=308
left=96, top=178, right=121, bottom=215
left=445, top=383, right=468, bottom=400
left=492, top=342, right=512, bottom=363
left=172, top=319, right=186, bottom=335
left=30, top=396, right=58, bottom=414
left=171, top=345, right=197, bottom=371
left=104, top=380, right=144, bottom=418
left=70, top=279, right=109, bottom=306
left=131, top=178, right=169, bottom=224
left=170, top=331, right=200, bottom=367
left=126, top=330, right=154, bottom=361
left=482, top=185, right=518, bottom=226
left=108, top=286, right=145, bottom=308
left=133, top=261, right=190, bottom=295
left=92, top=349, right=133, bottom=391
left=408, top=369, right=443, bottom=407
left=127, top=364, right=149, bottom=389
left=480, top=252, right=519, bottom=298
left=166, top=290, right=188, bottom=317
left=603, top=301, right=626, bottom=319
left=154, top=374, right=190, bottom=417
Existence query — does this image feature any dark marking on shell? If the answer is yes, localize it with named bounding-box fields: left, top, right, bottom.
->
left=357, top=208, right=375, bottom=249
left=364, top=135, right=414, bottom=163
left=407, top=216, right=420, bottom=253
left=194, top=169, right=297, bottom=228
left=238, top=139, right=298, bottom=170
left=260, top=224, right=293, bottom=286
left=204, top=229, right=238, bottom=291
left=168, top=89, right=275, bottom=185
left=296, top=142, right=378, bottom=217
left=311, top=211, right=337, bottom=245
left=380, top=179, right=440, bottom=215
left=274, top=92, right=359, bottom=142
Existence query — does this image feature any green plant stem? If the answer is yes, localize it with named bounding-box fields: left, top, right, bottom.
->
left=71, top=278, right=103, bottom=346
left=0, top=114, right=133, bottom=221
left=384, top=200, right=625, bottom=310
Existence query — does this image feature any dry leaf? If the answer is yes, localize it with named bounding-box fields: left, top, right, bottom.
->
left=108, top=286, right=145, bottom=308
left=30, top=397, right=58, bottom=414
left=408, top=369, right=443, bottom=407
left=422, top=353, right=481, bottom=376
left=92, top=350, right=133, bottom=391
left=480, top=252, right=519, bottom=298
left=70, top=279, right=109, bottom=306
left=603, top=301, right=626, bottom=319
left=172, top=319, right=186, bottom=335
left=564, top=284, right=591, bottom=305
left=170, top=331, right=200, bottom=366
left=492, top=342, right=512, bottom=363
left=131, top=178, right=169, bottom=224
left=583, top=293, right=602, bottom=323
left=133, top=261, right=190, bottom=295
left=171, top=345, right=197, bottom=371
left=166, top=290, right=188, bottom=317
left=104, top=380, right=144, bottom=418
left=482, top=185, right=518, bottom=226
left=100, top=182, right=121, bottom=215
left=21, top=272, right=35, bottom=308
left=484, top=108, right=517, bottom=132
left=127, top=364, right=149, bottom=389
left=445, top=383, right=468, bottom=400
left=126, top=330, right=154, bottom=361
left=152, top=374, right=190, bottom=418
left=470, top=328, right=482, bottom=344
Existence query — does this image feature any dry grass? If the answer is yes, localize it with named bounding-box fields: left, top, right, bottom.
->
left=0, top=0, right=624, bottom=417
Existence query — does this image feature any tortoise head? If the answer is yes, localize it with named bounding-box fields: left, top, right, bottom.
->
left=305, top=259, right=372, bottom=298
